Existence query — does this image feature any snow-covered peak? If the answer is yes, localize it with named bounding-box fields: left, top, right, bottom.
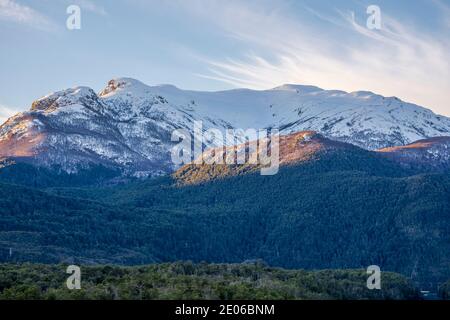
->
left=31, top=86, right=97, bottom=112
left=153, top=84, right=180, bottom=90
left=97, top=78, right=179, bottom=122
left=271, top=84, right=324, bottom=94
left=98, top=77, right=149, bottom=98
left=348, top=90, right=380, bottom=99
left=93, top=78, right=450, bottom=149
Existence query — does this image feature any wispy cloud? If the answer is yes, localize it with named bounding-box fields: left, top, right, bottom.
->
left=75, top=0, right=107, bottom=16
left=0, top=0, right=56, bottom=31
left=432, top=0, right=450, bottom=28
left=0, top=104, right=18, bottom=124
left=181, top=0, right=450, bottom=116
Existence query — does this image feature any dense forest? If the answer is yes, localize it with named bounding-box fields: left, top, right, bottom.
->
left=0, top=150, right=449, bottom=292
left=0, top=262, right=421, bottom=300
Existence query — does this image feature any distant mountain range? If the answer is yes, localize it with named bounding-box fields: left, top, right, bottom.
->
left=1, top=77, right=450, bottom=177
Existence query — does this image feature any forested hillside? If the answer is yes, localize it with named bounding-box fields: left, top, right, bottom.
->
left=1, top=149, right=449, bottom=290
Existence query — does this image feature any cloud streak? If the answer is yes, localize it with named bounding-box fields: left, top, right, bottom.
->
left=183, top=0, right=450, bottom=116
left=0, top=0, right=56, bottom=31
left=0, top=104, right=19, bottom=125
left=432, top=0, right=450, bottom=28
left=74, top=0, right=107, bottom=16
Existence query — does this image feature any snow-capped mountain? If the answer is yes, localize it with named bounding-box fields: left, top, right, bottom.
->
left=1, top=77, right=449, bottom=175
left=0, top=79, right=232, bottom=175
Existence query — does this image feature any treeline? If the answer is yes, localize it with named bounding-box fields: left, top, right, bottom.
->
left=0, top=262, right=421, bottom=300
left=0, top=161, right=121, bottom=188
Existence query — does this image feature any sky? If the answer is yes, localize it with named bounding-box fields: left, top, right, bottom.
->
left=0, top=0, right=449, bottom=123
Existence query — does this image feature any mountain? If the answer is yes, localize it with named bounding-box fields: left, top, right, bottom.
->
left=1, top=141, right=449, bottom=289
left=378, top=136, right=450, bottom=171
left=174, top=131, right=388, bottom=185
left=175, top=129, right=450, bottom=185
left=0, top=81, right=227, bottom=177
left=1, top=77, right=450, bottom=176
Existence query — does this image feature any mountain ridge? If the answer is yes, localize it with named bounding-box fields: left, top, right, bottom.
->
left=1, top=77, right=450, bottom=176
left=175, top=131, right=450, bottom=185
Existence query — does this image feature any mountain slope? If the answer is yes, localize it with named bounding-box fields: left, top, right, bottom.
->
left=378, top=136, right=450, bottom=171
left=1, top=78, right=450, bottom=175
left=174, top=131, right=402, bottom=185
left=0, top=80, right=229, bottom=176
left=1, top=150, right=449, bottom=289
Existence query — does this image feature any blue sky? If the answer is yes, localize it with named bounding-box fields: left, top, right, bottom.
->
left=0, top=0, right=449, bottom=122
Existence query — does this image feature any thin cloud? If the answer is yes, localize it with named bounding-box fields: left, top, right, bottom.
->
left=432, top=0, right=450, bottom=28
left=0, top=0, right=56, bottom=31
left=184, top=0, right=450, bottom=116
left=75, top=0, right=107, bottom=16
left=0, top=104, right=19, bottom=124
